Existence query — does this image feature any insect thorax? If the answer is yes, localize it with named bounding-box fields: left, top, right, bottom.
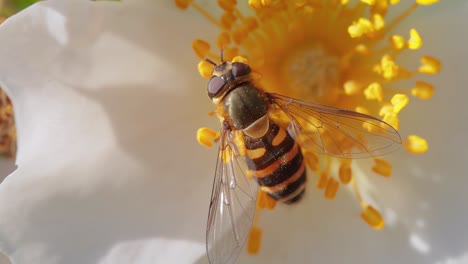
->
left=222, top=83, right=268, bottom=133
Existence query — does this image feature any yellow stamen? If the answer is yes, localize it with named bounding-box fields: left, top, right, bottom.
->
left=196, top=127, right=220, bottom=148
left=220, top=12, right=237, bottom=30
left=247, top=226, right=263, bottom=255
left=372, top=14, right=385, bottom=31
left=174, top=0, right=191, bottom=9
left=404, top=135, right=428, bottom=154
left=257, top=190, right=277, bottom=210
left=232, top=56, right=249, bottom=64
left=343, top=80, right=361, bottom=95
left=372, top=158, right=392, bottom=177
left=316, top=172, right=328, bottom=189
left=390, top=35, right=405, bottom=50
left=370, top=0, right=392, bottom=15
left=419, top=56, right=441, bottom=74
left=364, top=82, right=384, bottom=101
left=374, top=55, right=399, bottom=80
left=192, top=39, right=211, bottom=59
left=408, top=28, right=422, bottom=50
left=411, top=81, right=434, bottom=99
left=361, top=205, right=385, bottom=230
left=417, top=0, right=439, bottom=5
left=382, top=112, right=399, bottom=130
left=361, top=0, right=376, bottom=5
left=198, top=60, right=214, bottom=79
left=379, top=104, right=394, bottom=117
left=248, top=0, right=263, bottom=10
left=390, top=94, right=409, bottom=113
left=338, top=160, right=352, bottom=184
left=348, top=18, right=374, bottom=38
left=351, top=179, right=385, bottom=229
left=324, top=178, right=339, bottom=200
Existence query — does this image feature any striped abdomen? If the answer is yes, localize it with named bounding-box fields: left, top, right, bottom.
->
left=244, top=121, right=306, bottom=204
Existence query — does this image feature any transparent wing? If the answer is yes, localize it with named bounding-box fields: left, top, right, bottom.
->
left=268, top=93, right=402, bottom=158
left=206, top=128, right=259, bottom=264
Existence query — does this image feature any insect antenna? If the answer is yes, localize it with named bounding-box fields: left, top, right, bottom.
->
left=220, top=48, right=224, bottom=63
left=204, top=58, right=217, bottom=66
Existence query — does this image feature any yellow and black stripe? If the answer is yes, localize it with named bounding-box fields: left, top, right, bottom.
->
left=244, top=121, right=306, bottom=204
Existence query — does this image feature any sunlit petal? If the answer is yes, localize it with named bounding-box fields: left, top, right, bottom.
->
left=0, top=0, right=218, bottom=263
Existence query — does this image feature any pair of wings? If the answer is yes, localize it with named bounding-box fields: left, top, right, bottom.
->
left=206, top=93, right=402, bottom=264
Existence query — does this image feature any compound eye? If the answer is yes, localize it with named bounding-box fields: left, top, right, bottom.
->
left=232, top=62, right=251, bottom=77
left=207, top=76, right=225, bottom=98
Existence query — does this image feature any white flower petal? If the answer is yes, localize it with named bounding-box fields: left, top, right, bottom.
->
left=0, top=0, right=218, bottom=263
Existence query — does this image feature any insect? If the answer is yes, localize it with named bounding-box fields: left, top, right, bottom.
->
left=200, top=54, right=401, bottom=264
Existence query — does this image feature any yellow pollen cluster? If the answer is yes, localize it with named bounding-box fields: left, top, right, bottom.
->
left=177, top=0, right=439, bottom=255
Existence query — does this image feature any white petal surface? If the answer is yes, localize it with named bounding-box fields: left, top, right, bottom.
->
left=0, top=1, right=467, bottom=264
left=0, top=0, right=218, bottom=263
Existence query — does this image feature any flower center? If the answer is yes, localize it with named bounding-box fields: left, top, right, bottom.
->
left=283, top=45, right=340, bottom=103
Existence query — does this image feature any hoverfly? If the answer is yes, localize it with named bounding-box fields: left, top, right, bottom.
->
left=201, top=54, right=401, bottom=264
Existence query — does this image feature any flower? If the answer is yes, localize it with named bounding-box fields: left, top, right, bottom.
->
left=176, top=0, right=440, bottom=251
left=0, top=0, right=467, bottom=264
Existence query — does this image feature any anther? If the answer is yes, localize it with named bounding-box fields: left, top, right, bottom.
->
left=348, top=18, right=374, bottom=38
left=372, top=158, right=392, bottom=177
left=418, top=56, right=441, bottom=74
left=198, top=60, right=214, bottom=79
left=390, top=35, right=405, bottom=50
left=379, top=105, right=394, bottom=117
left=196, top=127, right=220, bottom=148
left=174, top=0, right=192, bottom=10
left=411, top=81, right=434, bottom=99
left=364, top=82, right=384, bottom=101
left=316, top=172, right=328, bottom=189
left=192, top=39, right=211, bottom=59
left=408, top=28, right=422, bottom=50
left=390, top=94, right=409, bottom=113
left=372, top=14, right=385, bottom=31
left=257, top=190, right=277, bottom=210
left=375, top=55, right=399, bottom=80
left=417, top=0, right=439, bottom=5
left=324, top=178, right=339, bottom=200
left=220, top=12, right=237, bottom=30
left=382, top=112, right=399, bottom=130
left=361, top=205, right=385, bottom=230
left=404, top=135, right=428, bottom=154
left=339, top=161, right=352, bottom=184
